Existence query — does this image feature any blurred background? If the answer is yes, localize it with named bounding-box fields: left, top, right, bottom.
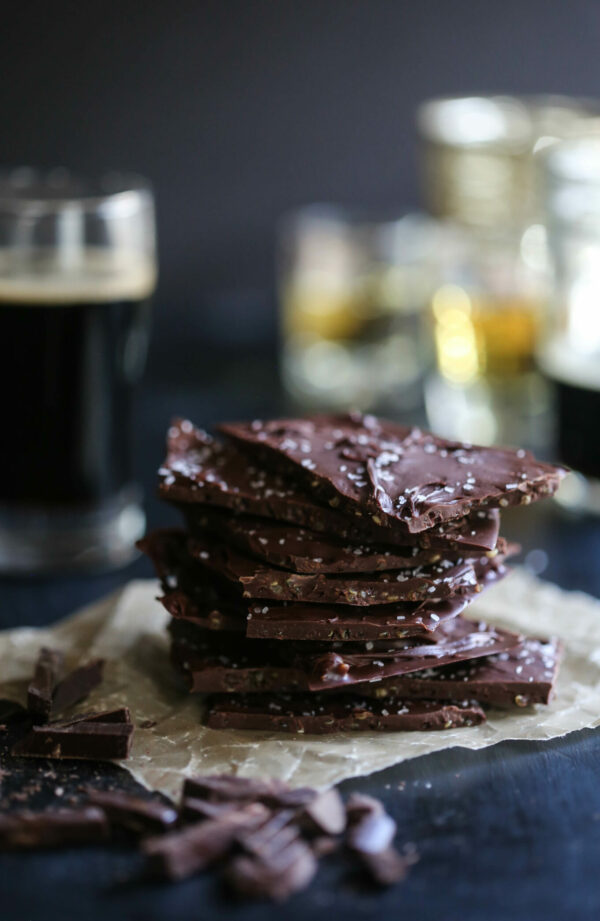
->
left=1, top=0, right=600, bottom=576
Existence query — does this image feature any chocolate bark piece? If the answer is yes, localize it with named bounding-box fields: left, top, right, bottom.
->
left=188, top=507, right=504, bottom=574
left=0, top=807, right=109, bottom=849
left=161, top=590, right=246, bottom=634
left=145, top=528, right=506, bottom=639
left=301, top=788, right=346, bottom=835
left=27, top=648, right=64, bottom=721
left=187, top=535, right=479, bottom=606
left=139, top=528, right=247, bottom=633
left=27, top=648, right=105, bottom=723
left=170, top=615, right=521, bottom=694
left=358, top=847, right=409, bottom=886
left=361, top=636, right=562, bottom=708
left=346, top=794, right=407, bottom=886
left=138, top=528, right=238, bottom=603
left=246, top=555, right=509, bottom=642
left=52, top=659, right=105, bottom=714
left=219, top=413, right=567, bottom=532
left=346, top=793, right=396, bottom=852
left=12, top=708, right=134, bottom=760
left=86, top=790, right=178, bottom=835
left=160, top=419, right=501, bottom=550
left=180, top=797, right=241, bottom=822
left=226, top=827, right=318, bottom=901
left=236, top=808, right=298, bottom=855
left=170, top=616, right=520, bottom=693
left=206, top=693, right=486, bottom=733
left=182, top=774, right=289, bottom=804
left=143, top=803, right=270, bottom=881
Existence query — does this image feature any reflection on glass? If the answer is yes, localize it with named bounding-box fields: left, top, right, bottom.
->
left=279, top=208, right=438, bottom=413
left=425, top=225, right=550, bottom=448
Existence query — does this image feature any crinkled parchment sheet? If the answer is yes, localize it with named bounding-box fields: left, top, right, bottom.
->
left=1, top=569, right=600, bottom=801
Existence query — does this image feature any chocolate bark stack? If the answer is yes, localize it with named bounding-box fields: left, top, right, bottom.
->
left=140, top=413, right=566, bottom=733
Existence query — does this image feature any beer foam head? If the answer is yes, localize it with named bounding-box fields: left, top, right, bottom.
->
left=0, top=247, right=156, bottom=305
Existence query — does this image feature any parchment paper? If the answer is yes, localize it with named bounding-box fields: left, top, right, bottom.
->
left=1, top=569, right=599, bottom=802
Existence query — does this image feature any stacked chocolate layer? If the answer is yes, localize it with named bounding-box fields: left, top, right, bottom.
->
left=140, top=413, right=566, bottom=733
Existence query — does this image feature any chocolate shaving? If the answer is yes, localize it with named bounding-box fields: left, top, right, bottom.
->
left=51, top=659, right=105, bottom=714
left=11, top=708, right=134, bottom=761
left=142, top=803, right=269, bottom=880
left=346, top=793, right=408, bottom=886
left=27, top=648, right=63, bottom=721
left=86, top=790, right=178, bottom=835
left=0, top=807, right=109, bottom=849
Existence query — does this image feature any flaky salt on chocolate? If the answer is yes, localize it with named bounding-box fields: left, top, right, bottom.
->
left=219, top=413, right=567, bottom=533
left=187, top=507, right=503, bottom=573
left=146, top=528, right=510, bottom=642
left=169, top=615, right=521, bottom=694
left=359, top=636, right=562, bottom=709
left=187, top=535, right=480, bottom=606
left=160, top=418, right=502, bottom=548
left=206, top=693, right=486, bottom=733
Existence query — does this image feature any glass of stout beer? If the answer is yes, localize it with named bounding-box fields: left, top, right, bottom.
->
left=0, top=169, right=157, bottom=572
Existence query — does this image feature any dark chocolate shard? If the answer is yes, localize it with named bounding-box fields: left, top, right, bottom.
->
left=236, top=808, right=298, bottom=856
left=188, top=507, right=500, bottom=573
left=86, top=790, right=178, bottom=835
left=361, top=636, right=562, bottom=708
left=245, top=555, right=509, bottom=642
left=182, top=774, right=289, bottom=804
left=187, top=535, right=479, bottom=606
left=346, top=793, right=396, bottom=852
left=160, top=419, right=501, bottom=549
left=181, top=775, right=315, bottom=813
left=171, top=615, right=521, bottom=694
left=225, top=836, right=318, bottom=902
left=346, top=794, right=408, bottom=886
left=161, top=589, right=245, bottom=633
left=311, top=835, right=340, bottom=857
left=219, top=413, right=566, bottom=532
left=27, top=648, right=64, bottom=721
left=301, top=788, right=346, bottom=835
left=46, top=707, right=132, bottom=727
left=0, top=807, right=109, bottom=849
left=206, top=693, right=486, bottom=733
left=144, top=528, right=511, bottom=641
left=52, top=659, right=105, bottom=714
left=12, top=709, right=134, bottom=761
left=143, top=803, right=269, bottom=881
left=138, top=528, right=247, bottom=633
left=357, top=847, right=409, bottom=886
left=180, top=797, right=241, bottom=823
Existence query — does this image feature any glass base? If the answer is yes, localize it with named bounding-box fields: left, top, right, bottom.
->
left=0, top=487, right=146, bottom=574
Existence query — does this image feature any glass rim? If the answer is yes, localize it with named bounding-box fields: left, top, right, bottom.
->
left=0, top=167, right=154, bottom=213
left=541, top=136, right=600, bottom=185
left=417, top=93, right=600, bottom=149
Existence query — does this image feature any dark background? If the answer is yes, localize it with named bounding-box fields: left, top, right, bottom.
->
left=2, top=0, right=600, bottom=376
left=2, top=6, right=600, bottom=918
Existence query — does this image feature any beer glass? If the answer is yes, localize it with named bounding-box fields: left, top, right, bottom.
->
left=278, top=206, right=438, bottom=413
left=0, top=169, right=157, bottom=572
left=539, top=139, right=600, bottom=513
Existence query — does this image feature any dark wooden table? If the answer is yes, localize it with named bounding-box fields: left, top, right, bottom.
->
left=2, top=374, right=599, bottom=921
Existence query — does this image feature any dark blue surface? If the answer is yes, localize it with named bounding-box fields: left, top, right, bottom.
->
left=1, top=376, right=600, bottom=921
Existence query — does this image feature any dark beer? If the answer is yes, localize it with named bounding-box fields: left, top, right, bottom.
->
left=539, top=344, right=600, bottom=480
left=0, top=250, right=154, bottom=509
